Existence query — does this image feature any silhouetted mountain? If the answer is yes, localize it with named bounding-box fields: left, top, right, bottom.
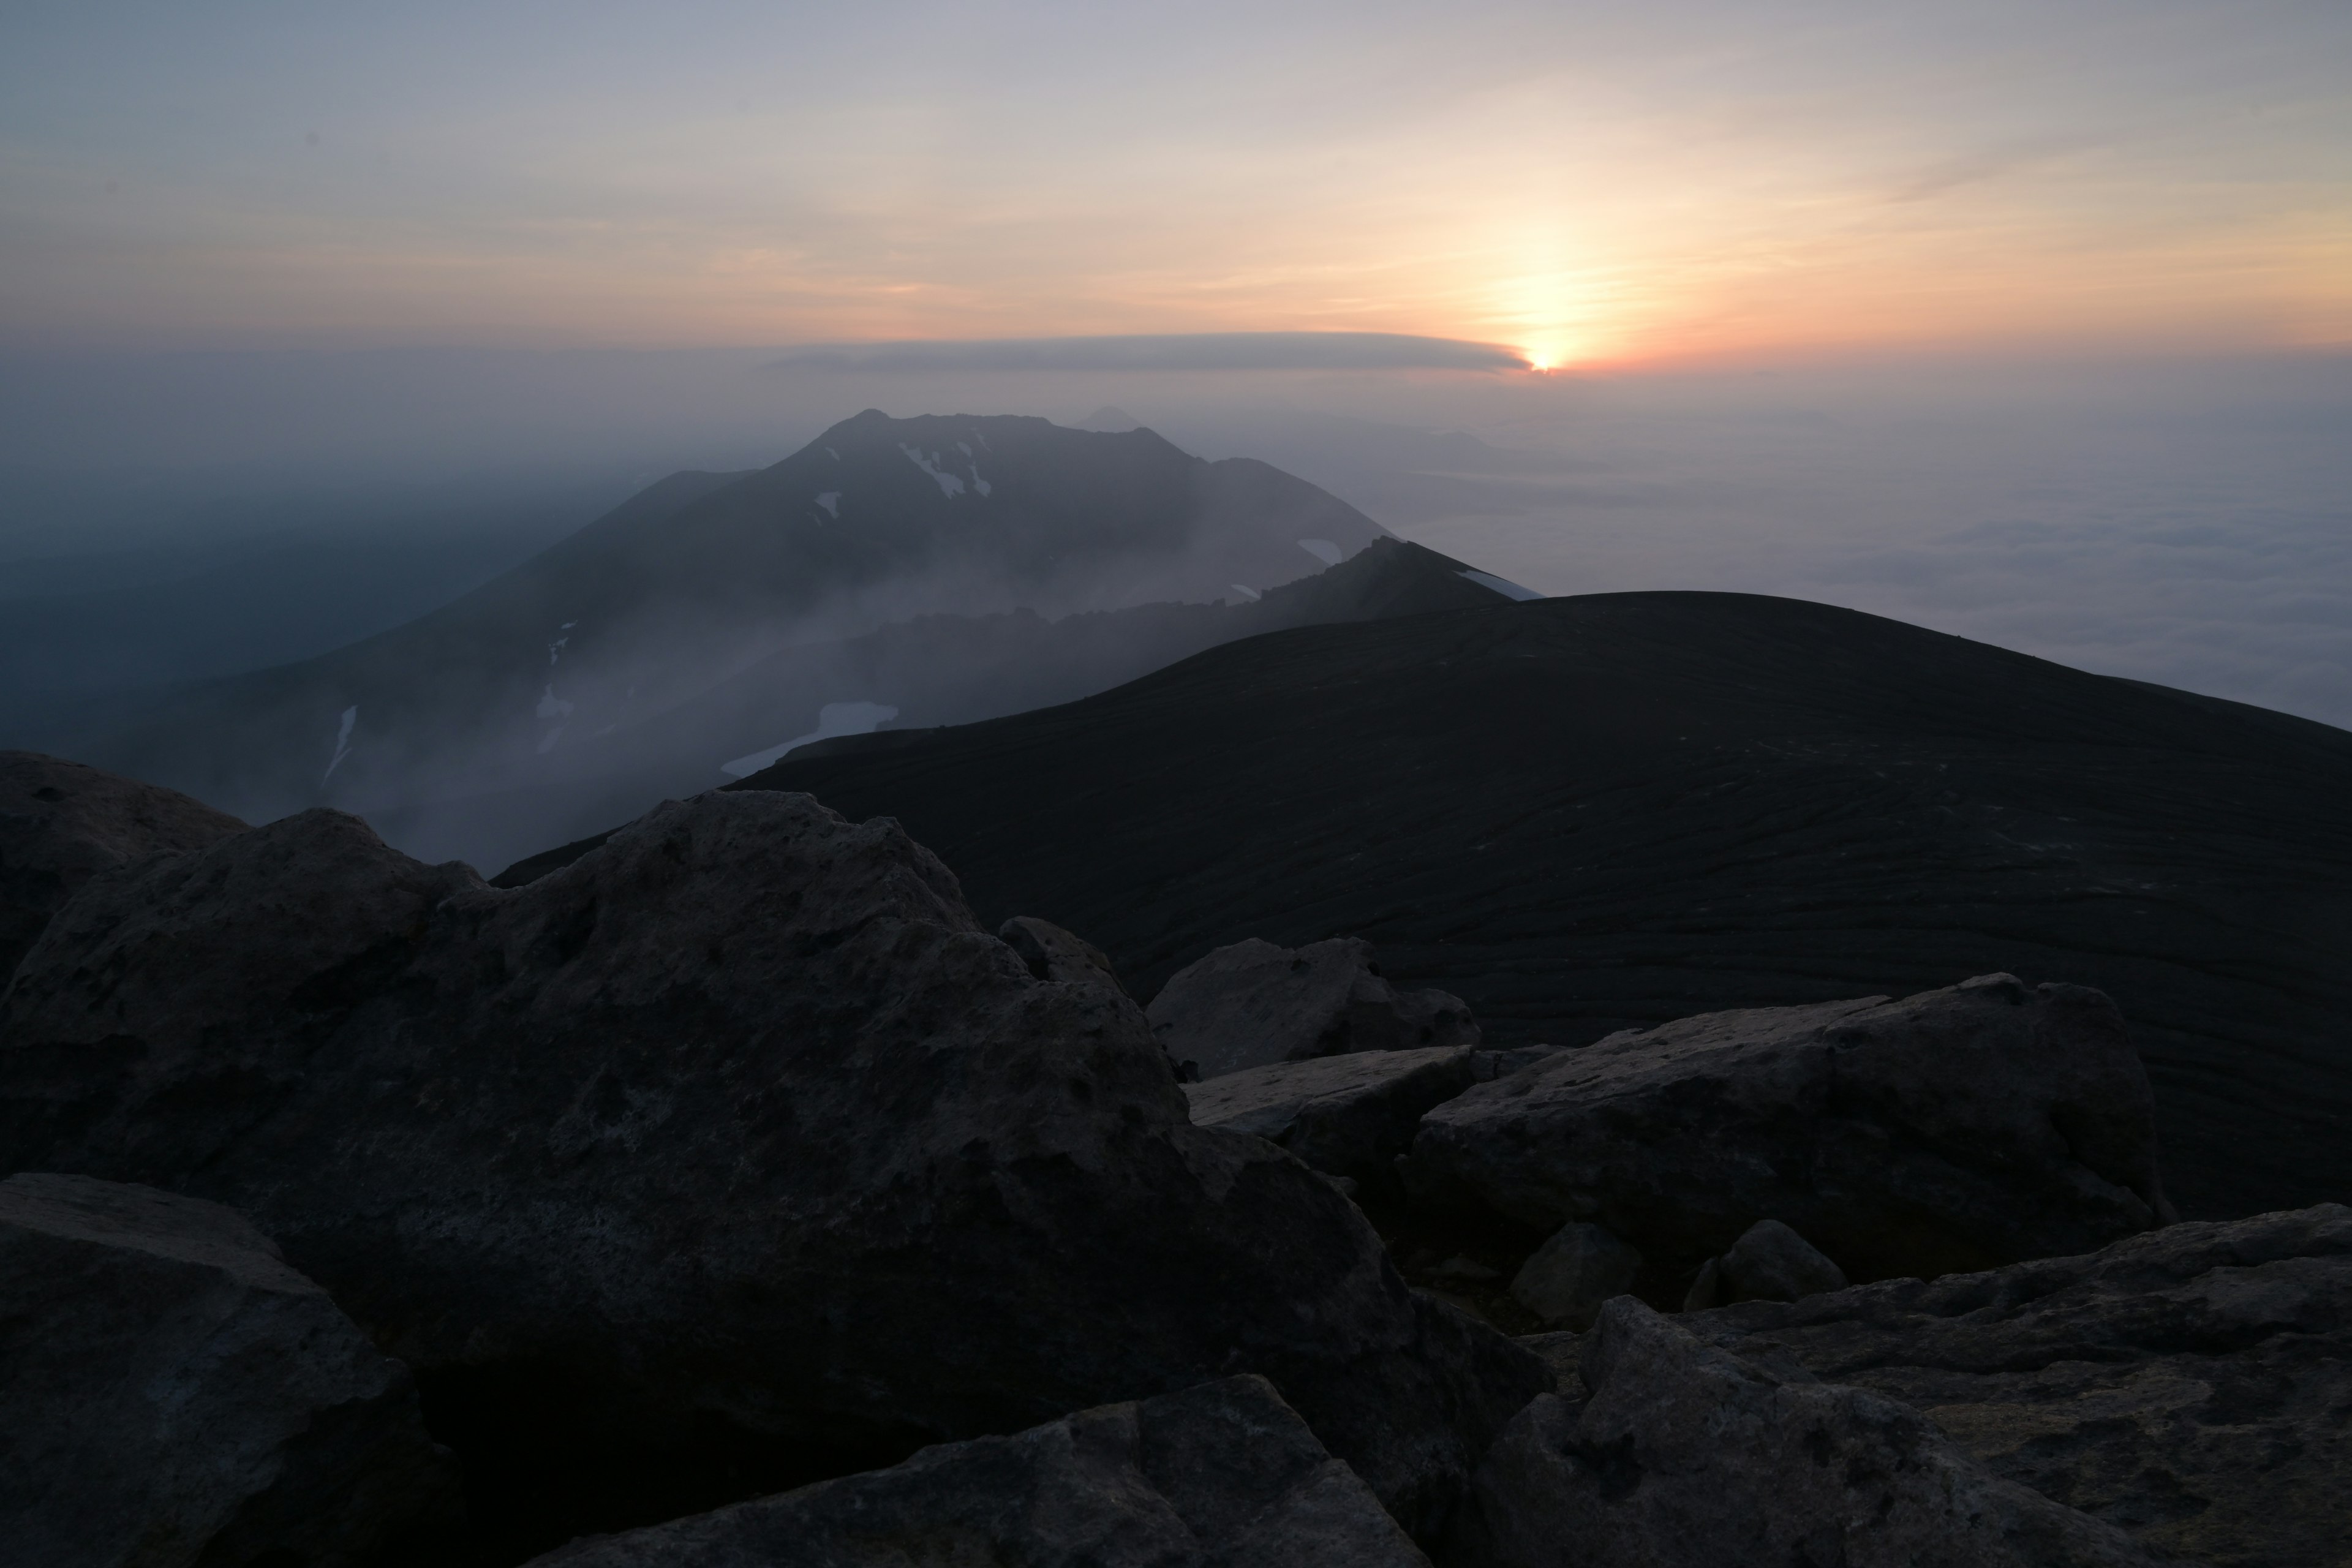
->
left=69, top=412, right=1392, bottom=832
left=589, top=592, right=2352, bottom=1222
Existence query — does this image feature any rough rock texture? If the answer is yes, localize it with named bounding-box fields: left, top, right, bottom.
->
left=0, top=1172, right=459, bottom=1568
left=1183, top=1047, right=1477, bottom=1186
left=0, top=750, right=244, bottom=982
left=1719, top=1218, right=1849, bottom=1305
left=0, top=790, right=1544, bottom=1547
left=999, top=914, right=1130, bottom=1001
left=1508, top=1223, right=1642, bottom=1332
left=527, top=1375, right=1430, bottom=1568
left=1457, top=1298, right=2155, bottom=1568
left=1683, top=1204, right=2352, bottom=1568
left=1469, top=1045, right=1565, bottom=1082
left=1408, top=975, right=2173, bottom=1283
left=1148, top=937, right=1479, bottom=1080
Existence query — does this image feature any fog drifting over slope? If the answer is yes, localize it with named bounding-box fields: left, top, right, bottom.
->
left=1, top=345, right=2345, bottom=744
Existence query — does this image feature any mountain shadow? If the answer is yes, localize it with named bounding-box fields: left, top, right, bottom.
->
left=630, top=592, right=2352, bottom=1222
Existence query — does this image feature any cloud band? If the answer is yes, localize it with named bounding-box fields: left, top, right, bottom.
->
left=768, top=332, right=1529, bottom=373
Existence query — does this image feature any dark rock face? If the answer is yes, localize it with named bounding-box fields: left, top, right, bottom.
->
left=1183, top=1046, right=1477, bottom=1187
left=1149, top=937, right=1479, bottom=1081
left=1682, top=1204, right=2352, bottom=1568
left=0, top=750, right=244, bottom=982
left=0, top=790, right=1544, bottom=1548
left=1408, top=975, right=2172, bottom=1284
left=526, top=1375, right=1430, bottom=1568
left=0, top=1172, right=459, bottom=1568
left=1712, top=1218, right=1849, bottom=1306
left=1458, top=1298, right=2155, bottom=1568
left=999, top=914, right=1131, bottom=1001
left=1507, top=1223, right=1641, bottom=1332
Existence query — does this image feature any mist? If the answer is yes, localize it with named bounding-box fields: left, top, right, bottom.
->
left=6, top=345, right=2346, bottom=752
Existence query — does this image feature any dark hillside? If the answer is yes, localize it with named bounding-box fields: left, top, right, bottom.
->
left=717, top=592, right=2352, bottom=1220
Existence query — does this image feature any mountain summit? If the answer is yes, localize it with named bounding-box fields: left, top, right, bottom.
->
left=76, top=412, right=1392, bottom=832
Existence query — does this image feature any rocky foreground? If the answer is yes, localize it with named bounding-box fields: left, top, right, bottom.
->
left=1, top=748, right=2343, bottom=1567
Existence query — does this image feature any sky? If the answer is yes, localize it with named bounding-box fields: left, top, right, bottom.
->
left=4, top=1, right=2348, bottom=366
left=0, top=2, right=2346, bottom=744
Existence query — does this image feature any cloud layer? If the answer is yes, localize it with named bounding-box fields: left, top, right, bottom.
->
left=769, top=334, right=1528, bottom=373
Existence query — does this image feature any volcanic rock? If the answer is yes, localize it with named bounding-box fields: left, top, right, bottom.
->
left=1682, top=1204, right=2352, bottom=1568
left=526, top=1374, right=1430, bottom=1568
left=0, top=1172, right=459, bottom=1568
left=0, top=750, right=244, bottom=981
left=1507, top=1223, right=1642, bottom=1332
left=1149, top=937, right=1479, bottom=1080
left=1407, top=975, right=2173, bottom=1283
left=1457, top=1298, right=2155, bottom=1568
left=1182, top=1046, right=1477, bottom=1187
left=998, top=914, right=1131, bottom=1001
left=1469, top=1044, right=1566, bottom=1081
left=1683, top=1218, right=1849, bottom=1311
left=0, top=787, right=1544, bottom=1547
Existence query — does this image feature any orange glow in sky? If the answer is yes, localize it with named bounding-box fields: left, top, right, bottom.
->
left=3, top=4, right=2346, bottom=366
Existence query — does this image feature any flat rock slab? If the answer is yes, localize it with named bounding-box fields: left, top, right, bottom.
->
left=528, top=1374, right=1430, bottom=1568
left=0, top=788, right=1542, bottom=1547
left=0, top=750, right=244, bottom=981
left=1184, top=1046, right=1476, bottom=1184
left=0, top=1172, right=458, bottom=1568
left=1409, top=975, right=2171, bottom=1283
left=1460, top=1298, right=2154, bottom=1568
left=1150, top=936, right=1477, bottom=1080
left=1683, top=1204, right=2352, bottom=1568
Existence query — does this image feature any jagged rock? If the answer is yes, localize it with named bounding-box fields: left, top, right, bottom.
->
left=1457, top=1298, right=2156, bottom=1568
left=1408, top=976, right=2173, bottom=1283
left=0, top=1172, right=460, bottom=1568
left=998, top=914, right=1130, bottom=1001
left=0, top=750, right=244, bottom=981
left=1148, top=937, right=1479, bottom=1080
left=1683, top=1204, right=2352, bottom=1568
left=526, top=1374, right=1430, bottom=1568
left=1183, top=1046, right=1477, bottom=1186
left=1719, top=1217, right=1848, bottom=1303
left=0, top=790, right=1545, bottom=1546
left=1508, top=1223, right=1642, bottom=1331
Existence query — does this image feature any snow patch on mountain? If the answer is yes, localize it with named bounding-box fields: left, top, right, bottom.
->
left=900, top=445, right=966, bottom=498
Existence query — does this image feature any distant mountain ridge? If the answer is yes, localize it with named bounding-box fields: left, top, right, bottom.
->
left=642, top=589, right=2352, bottom=1223
left=72, top=410, right=1395, bottom=837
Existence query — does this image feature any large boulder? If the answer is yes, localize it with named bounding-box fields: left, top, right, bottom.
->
left=1407, top=975, right=2173, bottom=1284
left=1683, top=1204, right=2352, bottom=1568
left=0, top=789, right=1544, bottom=1547
left=998, top=914, right=1131, bottom=1003
left=1148, top=937, right=1479, bottom=1080
left=0, top=750, right=244, bottom=981
left=0, top=1172, right=459, bottom=1568
left=1457, top=1298, right=2155, bottom=1568
left=527, top=1374, right=1429, bottom=1568
left=1507, top=1222, right=1641, bottom=1332
left=1183, top=1046, right=1477, bottom=1188
left=1683, top=1217, right=1849, bottom=1310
